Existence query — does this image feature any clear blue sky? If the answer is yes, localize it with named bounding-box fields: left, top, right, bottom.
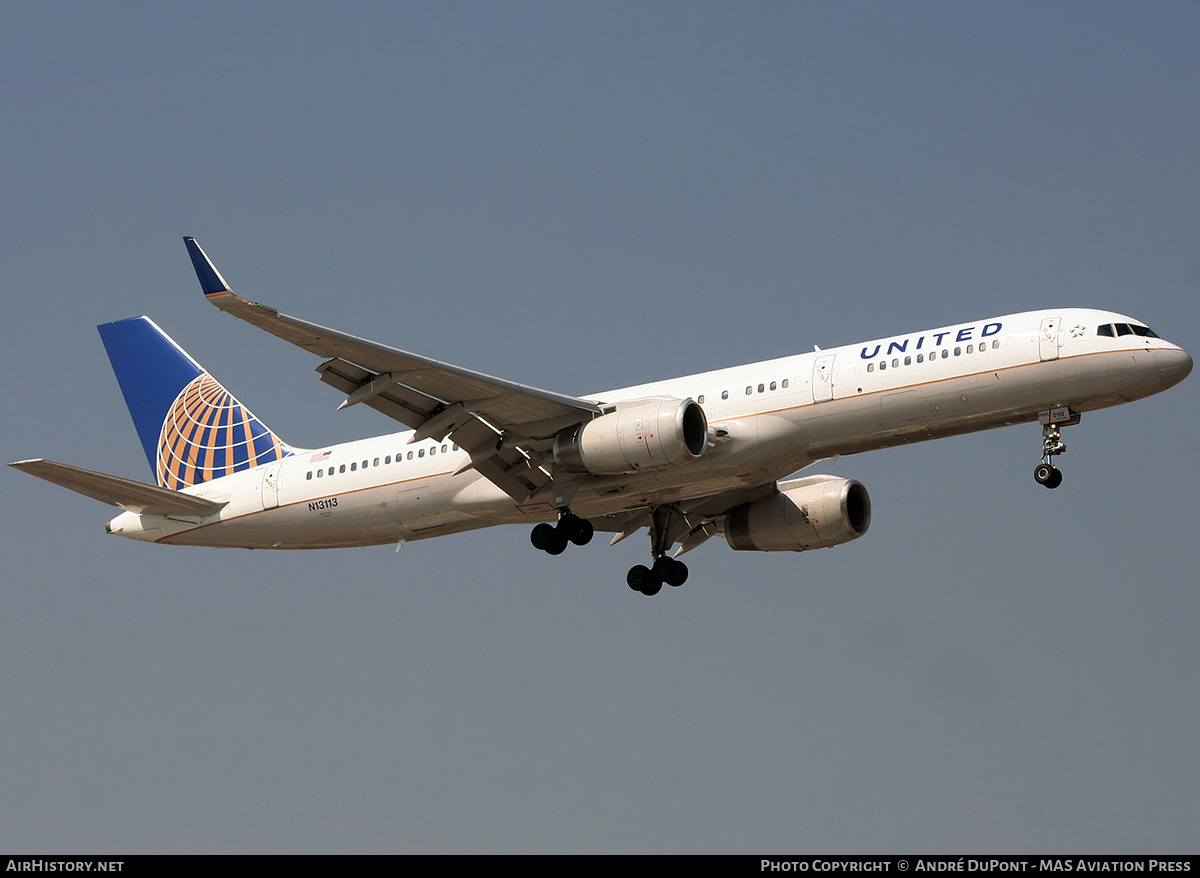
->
left=3, top=0, right=1198, bottom=853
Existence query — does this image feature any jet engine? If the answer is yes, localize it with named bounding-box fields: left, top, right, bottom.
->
left=553, top=398, right=708, bottom=475
left=724, top=475, right=871, bottom=552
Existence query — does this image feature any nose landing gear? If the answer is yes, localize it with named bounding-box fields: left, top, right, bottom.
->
left=1034, top=407, right=1079, bottom=489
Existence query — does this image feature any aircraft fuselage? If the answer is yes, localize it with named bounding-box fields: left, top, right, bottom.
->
left=105, top=307, right=1191, bottom=549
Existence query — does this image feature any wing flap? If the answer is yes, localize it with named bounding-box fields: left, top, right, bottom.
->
left=11, top=459, right=227, bottom=516
left=471, top=448, right=553, bottom=500
left=317, top=358, right=441, bottom=429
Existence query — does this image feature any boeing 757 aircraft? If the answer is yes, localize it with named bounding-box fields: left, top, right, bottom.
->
left=11, top=239, right=1192, bottom=595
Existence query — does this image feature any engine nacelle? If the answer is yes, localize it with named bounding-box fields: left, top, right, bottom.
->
left=553, top=398, right=708, bottom=475
left=724, top=476, right=871, bottom=552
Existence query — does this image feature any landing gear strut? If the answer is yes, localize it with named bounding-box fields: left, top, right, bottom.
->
left=626, top=506, right=689, bottom=596
left=1034, top=407, right=1078, bottom=489
left=530, top=511, right=594, bottom=556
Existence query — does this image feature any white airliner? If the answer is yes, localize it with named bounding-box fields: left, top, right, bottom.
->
left=11, top=239, right=1192, bottom=595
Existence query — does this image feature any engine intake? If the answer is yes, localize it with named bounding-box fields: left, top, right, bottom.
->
left=553, top=398, right=708, bottom=474
left=725, top=476, right=871, bottom=552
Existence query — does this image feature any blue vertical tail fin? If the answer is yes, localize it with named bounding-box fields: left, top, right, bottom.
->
left=97, top=316, right=295, bottom=489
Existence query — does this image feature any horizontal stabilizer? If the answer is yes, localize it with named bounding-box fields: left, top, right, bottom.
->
left=10, top=459, right=227, bottom=517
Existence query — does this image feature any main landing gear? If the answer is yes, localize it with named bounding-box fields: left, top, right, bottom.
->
left=1033, top=407, right=1079, bottom=489
left=626, top=556, right=688, bottom=596
left=626, top=505, right=689, bottom=597
left=530, top=511, right=594, bottom=556
left=529, top=505, right=691, bottom=597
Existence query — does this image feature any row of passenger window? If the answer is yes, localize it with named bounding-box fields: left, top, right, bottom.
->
left=305, top=443, right=460, bottom=480
left=865, top=339, right=1000, bottom=372
left=696, top=378, right=791, bottom=405
left=692, top=337, right=1005, bottom=397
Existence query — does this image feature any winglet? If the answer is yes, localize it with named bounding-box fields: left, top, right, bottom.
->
left=183, top=236, right=233, bottom=297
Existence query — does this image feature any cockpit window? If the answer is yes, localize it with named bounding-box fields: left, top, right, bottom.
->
left=1097, top=323, right=1159, bottom=339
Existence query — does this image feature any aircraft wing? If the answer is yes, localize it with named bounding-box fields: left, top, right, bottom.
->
left=185, top=238, right=601, bottom=501
left=10, top=459, right=227, bottom=517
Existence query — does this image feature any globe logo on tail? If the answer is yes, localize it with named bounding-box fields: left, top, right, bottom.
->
left=156, top=373, right=292, bottom=490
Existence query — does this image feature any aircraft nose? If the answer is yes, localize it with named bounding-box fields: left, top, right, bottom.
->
left=1157, top=347, right=1193, bottom=390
